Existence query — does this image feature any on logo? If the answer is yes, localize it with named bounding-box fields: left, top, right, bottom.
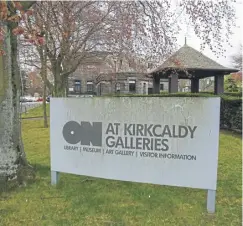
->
left=62, top=121, right=102, bottom=147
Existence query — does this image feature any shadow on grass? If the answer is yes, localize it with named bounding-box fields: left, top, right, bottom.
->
left=0, top=163, right=50, bottom=197
left=220, top=129, right=242, bottom=138
left=0, top=175, right=36, bottom=197
left=32, top=163, right=50, bottom=178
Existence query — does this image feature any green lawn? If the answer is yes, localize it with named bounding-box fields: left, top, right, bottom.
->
left=0, top=119, right=241, bottom=226
left=21, top=104, right=50, bottom=118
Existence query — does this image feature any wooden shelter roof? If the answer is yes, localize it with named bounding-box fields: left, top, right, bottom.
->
left=148, top=44, right=238, bottom=78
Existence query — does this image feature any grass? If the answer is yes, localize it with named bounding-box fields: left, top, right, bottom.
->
left=0, top=120, right=241, bottom=225
left=21, top=104, right=50, bottom=119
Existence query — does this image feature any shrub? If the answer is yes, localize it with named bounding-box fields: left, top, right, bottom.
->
left=201, top=91, right=242, bottom=97
left=220, top=98, right=242, bottom=131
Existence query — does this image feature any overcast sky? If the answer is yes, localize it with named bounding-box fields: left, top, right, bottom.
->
left=175, top=0, right=242, bottom=68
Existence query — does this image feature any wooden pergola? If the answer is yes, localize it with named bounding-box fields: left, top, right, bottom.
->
left=147, top=43, right=239, bottom=94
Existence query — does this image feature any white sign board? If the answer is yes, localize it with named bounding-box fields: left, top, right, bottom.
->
left=50, top=97, right=220, bottom=191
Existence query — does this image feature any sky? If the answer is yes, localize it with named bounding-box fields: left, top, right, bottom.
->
left=175, top=0, right=242, bottom=68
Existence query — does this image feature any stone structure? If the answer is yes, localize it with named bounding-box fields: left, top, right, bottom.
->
left=147, top=42, right=239, bottom=95
left=67, top=51, right=151, bottom=96
left=96, top=72, right=153, bottom=95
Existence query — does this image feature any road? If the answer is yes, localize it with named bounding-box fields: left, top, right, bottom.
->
left=20, top=102, right=42, bottom=113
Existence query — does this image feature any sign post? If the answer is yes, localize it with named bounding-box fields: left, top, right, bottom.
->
left=51, top=171, right=59, bottom=185
left=207, top=190, right=216, bottom=213
left=50, top=97, right=221, bottom=213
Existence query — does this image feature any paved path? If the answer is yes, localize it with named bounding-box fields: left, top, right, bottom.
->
left=21, top=116, right=50, bottom=120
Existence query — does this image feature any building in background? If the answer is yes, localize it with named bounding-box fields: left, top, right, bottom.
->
left=67, top=45, right=221, bottom=96
left=95, top=72, right=153, bottom=95
left=67, top=51, right=153, bottom=96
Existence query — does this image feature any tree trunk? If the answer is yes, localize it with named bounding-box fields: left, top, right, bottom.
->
left=53, top=77, right=67, bottom=97
left=42, top=84, right=48, bottom=128
left=45, top=79, right=53, bottom=95
left=43, top=74, right=48, bottom=128
left=0, top=23, right=34, bottom=190
left=40, top=33, right=48, bottom=128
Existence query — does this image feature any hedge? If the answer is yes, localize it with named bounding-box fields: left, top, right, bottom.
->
left=200, top=91, right=242, bottom=97
left=98, top=92, right=242, bottom=132
left=220, top=98, right=242, bottom=132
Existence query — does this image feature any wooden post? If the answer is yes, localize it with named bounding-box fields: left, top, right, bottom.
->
left=153, top=75, right=160, bottom=94
left=191, top=78, right=200, bottom=93
left=169, top=74, right=178, bottom=93
left=214, top=75, right=224, bottom=95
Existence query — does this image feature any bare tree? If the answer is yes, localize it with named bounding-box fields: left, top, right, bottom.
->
left=200, top=78, right=214, bottom=92
left=18, top=34, right=50, bottom=128
left=178, top=80, right=189, bottom=92
left=31, top=2, right=118, bottom=97
left=231, top=44, right=242, bottom=70
left=19, top=41, right=54, bottom=93
left=19, top=1, right=237, bottom=97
